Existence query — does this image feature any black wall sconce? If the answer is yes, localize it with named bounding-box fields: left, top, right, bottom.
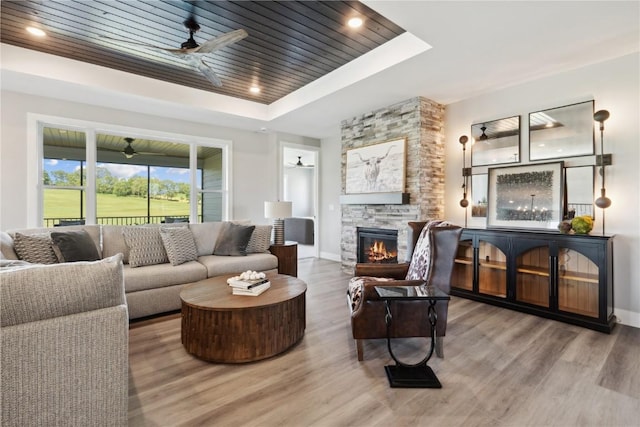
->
left=459, top=135, right=471, bottom=227
left=593, top=109, right=611, bottom=234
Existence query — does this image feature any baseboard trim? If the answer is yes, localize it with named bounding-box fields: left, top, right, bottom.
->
left=614, top=308, right=640, bottom=329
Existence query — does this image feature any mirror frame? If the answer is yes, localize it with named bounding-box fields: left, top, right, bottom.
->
left=529, top=100, right=595, bottom=161
left=471, top=115, right=521, bottom=167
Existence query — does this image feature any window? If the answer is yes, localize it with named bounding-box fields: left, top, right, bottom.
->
left=38, top=119, right=230, bottom=227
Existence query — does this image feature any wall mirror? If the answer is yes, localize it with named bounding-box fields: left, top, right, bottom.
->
left=565, top=165, right=594, bottom=219
left=471, top=115, right=520, bottom=167
left=529, top=100, right=594, bottom=161
left=471, top=174, right=488, bottom=218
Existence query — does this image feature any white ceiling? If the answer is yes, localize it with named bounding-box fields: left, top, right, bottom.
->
left=2, top=1, right=639, bottom=140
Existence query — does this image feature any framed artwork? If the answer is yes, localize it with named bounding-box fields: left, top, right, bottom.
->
left=471, top=115, right=520, bottom=167
left=564, top=165, right=595, bottom=219
left=487, top=162, right=564, bottom=230
left=471, top=174, right=488, bottom=218
left=345, top=138, right=406, bottom=194
left=529, top=100, right=594, bottom=161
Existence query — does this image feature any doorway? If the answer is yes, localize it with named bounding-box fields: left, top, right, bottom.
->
left=281, top=143, right=319, bottom=259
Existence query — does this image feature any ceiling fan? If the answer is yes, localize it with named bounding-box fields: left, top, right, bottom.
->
left=112, top=137, right=165, bottom=159
left=104, top=10, right=247, bottom=87
left=288, top=156, right=314, bottom=168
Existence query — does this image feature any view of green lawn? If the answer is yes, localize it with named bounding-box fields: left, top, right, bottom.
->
left=44, top=189, right=190, bottom=219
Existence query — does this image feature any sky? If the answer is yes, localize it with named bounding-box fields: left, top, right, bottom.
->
left=44, top=159, right=192, bottom=183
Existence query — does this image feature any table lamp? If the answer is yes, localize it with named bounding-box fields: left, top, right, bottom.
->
left=264, top=201, right=292, bottom=245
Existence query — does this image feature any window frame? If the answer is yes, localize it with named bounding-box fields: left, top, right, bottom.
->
left=28, top=113, right=232, bottom=227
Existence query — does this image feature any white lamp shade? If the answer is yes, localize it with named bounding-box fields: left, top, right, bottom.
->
left=264, top=201, right=292, bottom=219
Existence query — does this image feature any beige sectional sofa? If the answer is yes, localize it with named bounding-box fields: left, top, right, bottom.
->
left=1, top=221, right=278, bottom=319
left=1, top=254, right=129, bottom=426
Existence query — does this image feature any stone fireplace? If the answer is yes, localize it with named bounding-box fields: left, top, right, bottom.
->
left=341, top=97, right=445, bottom=271
left=357, top=227, right=398, bottom=264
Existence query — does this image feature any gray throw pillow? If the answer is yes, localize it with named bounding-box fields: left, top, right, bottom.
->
left=246, top=225, right=273, bottom=253
left=123, top=227, right=169, bottom=268
left=51, top=230, right=101, bottom=263
left=160, top=227, right=198, bottom=266
left=13, top=233, right=58, bottom=264
left=213, top=223, right=255, bottom=256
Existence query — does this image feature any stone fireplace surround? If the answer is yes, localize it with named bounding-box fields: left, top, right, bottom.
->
left=341, top=97, right=445, bottom=271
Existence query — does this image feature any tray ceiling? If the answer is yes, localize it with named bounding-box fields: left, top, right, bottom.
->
left=1, top=0, right=404, bottom=104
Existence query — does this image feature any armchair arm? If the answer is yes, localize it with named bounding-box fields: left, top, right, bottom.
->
left=354, top=262, right=409, bottom=279
left=360, top=279, right=425, bottom=302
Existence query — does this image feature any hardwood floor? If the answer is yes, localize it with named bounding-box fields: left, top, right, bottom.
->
left=128, top=258, right=639, bottom=426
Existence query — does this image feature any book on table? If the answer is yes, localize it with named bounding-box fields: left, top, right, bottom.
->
left=227, top=278, right=270, bottom=289
left=232, top=282, right=270, bottom=296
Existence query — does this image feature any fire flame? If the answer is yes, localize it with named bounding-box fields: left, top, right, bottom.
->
left=368, top=240, right=397, bottom=263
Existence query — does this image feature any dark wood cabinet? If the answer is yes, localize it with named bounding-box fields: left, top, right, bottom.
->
left=452, top=228, right=615, bottom=333
left=269, top=242, right=298, bottom=277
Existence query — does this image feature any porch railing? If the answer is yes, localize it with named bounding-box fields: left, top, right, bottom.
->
left=44, top=215, right=192, bottom=228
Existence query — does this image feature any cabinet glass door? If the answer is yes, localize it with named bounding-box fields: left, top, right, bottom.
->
left=478, top=240, right=507, bottom=298
left=453, top=240, right=473, bottom=291
left=557, top=247, right=599, bottom=317
left=516, top=246, right=549, bottom=307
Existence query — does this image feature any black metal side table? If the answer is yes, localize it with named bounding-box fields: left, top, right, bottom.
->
left=375, top=285, right=450, bottom=388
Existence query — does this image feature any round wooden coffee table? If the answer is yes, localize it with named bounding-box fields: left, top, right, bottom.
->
left=180, top=272, right=306, bottom=363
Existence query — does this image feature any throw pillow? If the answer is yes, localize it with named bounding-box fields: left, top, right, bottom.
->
left=51, top=229, right=101, bottom=263
left=13, top=233, right=58, bottom=264
left=246, top=225, right=273, bottom=253
left=406, top=220, right=451, bottom=282
left=213, top=223, right=255, bottom=256
left=123, top=227, right=169, bottom=268
left=160, top=227, right=198, bottom=266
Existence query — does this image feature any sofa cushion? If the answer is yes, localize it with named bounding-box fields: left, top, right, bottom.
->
left=123, top=260, right=207, bottom=293
left=0, top=254, right=125, bottom=327
left=123, top=227, right=169, bottom=268
left=51, top=230, right=101, bottom=263
left=188, top=222, right=224, bottom=256
left=160, top=226, right=198, bottom=266
left=0, top=231, right=18, bottom=260
left=8, top=225, right=101, bottom=257
left=246, top=225, right=273, bottom=254
left=101, top=225, right=130, bottom=263
left=213, top=223, right=255, bottom=256
left=198, top=253, right=278, bottom=277
left=13, top=233, right=58, bottom=264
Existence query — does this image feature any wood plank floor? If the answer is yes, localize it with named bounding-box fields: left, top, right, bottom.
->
left=128, top=258, right=640, bottom=426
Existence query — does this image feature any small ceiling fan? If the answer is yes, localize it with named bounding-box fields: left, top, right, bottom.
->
left=111, top=137, right=165, bottom=159
left=288, top=156, right=314, bottom=168
left=103, top=9, right=247, bottom=87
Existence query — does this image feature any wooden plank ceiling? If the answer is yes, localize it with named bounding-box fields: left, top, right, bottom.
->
left=1, top=0, right=404, bottom=104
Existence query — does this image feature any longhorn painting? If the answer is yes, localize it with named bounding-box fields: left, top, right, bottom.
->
left=346, top=138, right=406, bottom=194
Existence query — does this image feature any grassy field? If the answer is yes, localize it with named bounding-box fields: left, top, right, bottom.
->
left=44, top=189, right=190, bottom=219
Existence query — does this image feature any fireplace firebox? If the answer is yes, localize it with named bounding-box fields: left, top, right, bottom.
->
left=357, top=227, right=398, bottom=264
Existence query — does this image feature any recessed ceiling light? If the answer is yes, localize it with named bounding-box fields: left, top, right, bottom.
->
left=249, top=86, right=260, bottom=94
left=26, top=26, right=46, bottom=37
left=347, top=17, right=363, bottom=28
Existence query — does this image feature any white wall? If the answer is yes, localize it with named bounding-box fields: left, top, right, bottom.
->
left=0, top=91, right=282, bottom=229
left=444, top=53, right=640, bottom=328
left=284, top=167, right=314, bottom=217
left=319, top=135, right=342, bottom=261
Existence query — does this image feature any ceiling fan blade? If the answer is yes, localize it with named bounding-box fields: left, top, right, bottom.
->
left=194, top=29, right=248, bottom=54
left=193, top=59, right=223, bottom=87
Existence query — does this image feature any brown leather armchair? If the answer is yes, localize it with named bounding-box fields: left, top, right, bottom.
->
left=347, top=221, right=462, bottom=361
